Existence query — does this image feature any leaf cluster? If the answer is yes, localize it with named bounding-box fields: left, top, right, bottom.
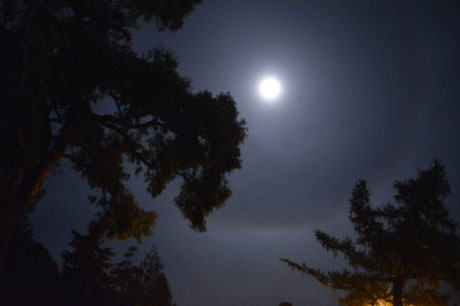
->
left=0, top=0, right=246, bottom=244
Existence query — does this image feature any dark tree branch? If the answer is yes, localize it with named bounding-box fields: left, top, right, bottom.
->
left=19, top=97, right=83, bottom=206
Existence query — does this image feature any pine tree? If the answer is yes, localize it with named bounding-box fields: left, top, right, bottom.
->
left=111, top=246, right=141, bottom=305
left=61, top=227, right=115, bottom=302
left=110, top=244, right=175, bottom=306
left=137, top=245, right=174, bottom=306
left=281, top=161, right=460, bottom=306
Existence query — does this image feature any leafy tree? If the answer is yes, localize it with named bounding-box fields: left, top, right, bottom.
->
left=0, top=0, right=246, bottom=266
left=281, top=161, right=460, bottom=306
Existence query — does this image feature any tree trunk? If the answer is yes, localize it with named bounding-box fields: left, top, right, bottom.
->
left=0, top=98, right=82, bottom=270
left=393, top=277, right=405, bottom=306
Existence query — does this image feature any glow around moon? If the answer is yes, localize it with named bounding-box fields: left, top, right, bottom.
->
left=259, top=77, right=281, bottom=101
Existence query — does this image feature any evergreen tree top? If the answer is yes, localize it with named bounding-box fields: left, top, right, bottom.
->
left=282, top=161, right=460, bottom=306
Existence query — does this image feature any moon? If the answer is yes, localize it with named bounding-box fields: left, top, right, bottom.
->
left=259, top=77, right=281, bottom=101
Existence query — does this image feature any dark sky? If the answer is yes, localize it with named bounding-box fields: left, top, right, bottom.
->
left=32, top=1, right=460, bottom=305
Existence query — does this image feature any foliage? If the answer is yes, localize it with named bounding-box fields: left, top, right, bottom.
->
left=62, top=229, right=175, bottom=306
left=111, top=246, right=141, bottom=303
left=2, top=218, right=176, bottom=305
left=61, top=228, right=115, bottom=301
left=135, top=245, right=174, bottom=306
left=110, top=244, right=175, bottom=306
left=281, top=161, right=460, bottom=306
left=0, top=0, right=246, bottom=264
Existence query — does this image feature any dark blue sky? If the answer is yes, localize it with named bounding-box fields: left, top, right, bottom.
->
left=32, top=1, right=460, bottom=305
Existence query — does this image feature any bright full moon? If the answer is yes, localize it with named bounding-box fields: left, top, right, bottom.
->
left=259, top=77, right=281, bottom=100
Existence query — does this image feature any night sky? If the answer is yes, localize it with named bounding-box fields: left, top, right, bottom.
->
left=31, top=1, right=460, bottom=305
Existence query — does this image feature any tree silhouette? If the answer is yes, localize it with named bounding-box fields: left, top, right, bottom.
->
left=111, top=246, right=141, bottom=304
left=61, top=227, right=115, bottom=302
left=0, top=0, right=246, bottom=266
left=281, top=161, right=460, bottom=306
left=60, top=227, right=177, bottom=305
left=0, top=199, right=60, bottom=291
left=135, top=245, right=174, bottom=306
left=110, top=244, right=175, bottom=306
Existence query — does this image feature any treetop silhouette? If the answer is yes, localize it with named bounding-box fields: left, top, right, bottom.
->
left=281, top=161, right=460, bottom=306
left=0, top=0, right=246, bottom=266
